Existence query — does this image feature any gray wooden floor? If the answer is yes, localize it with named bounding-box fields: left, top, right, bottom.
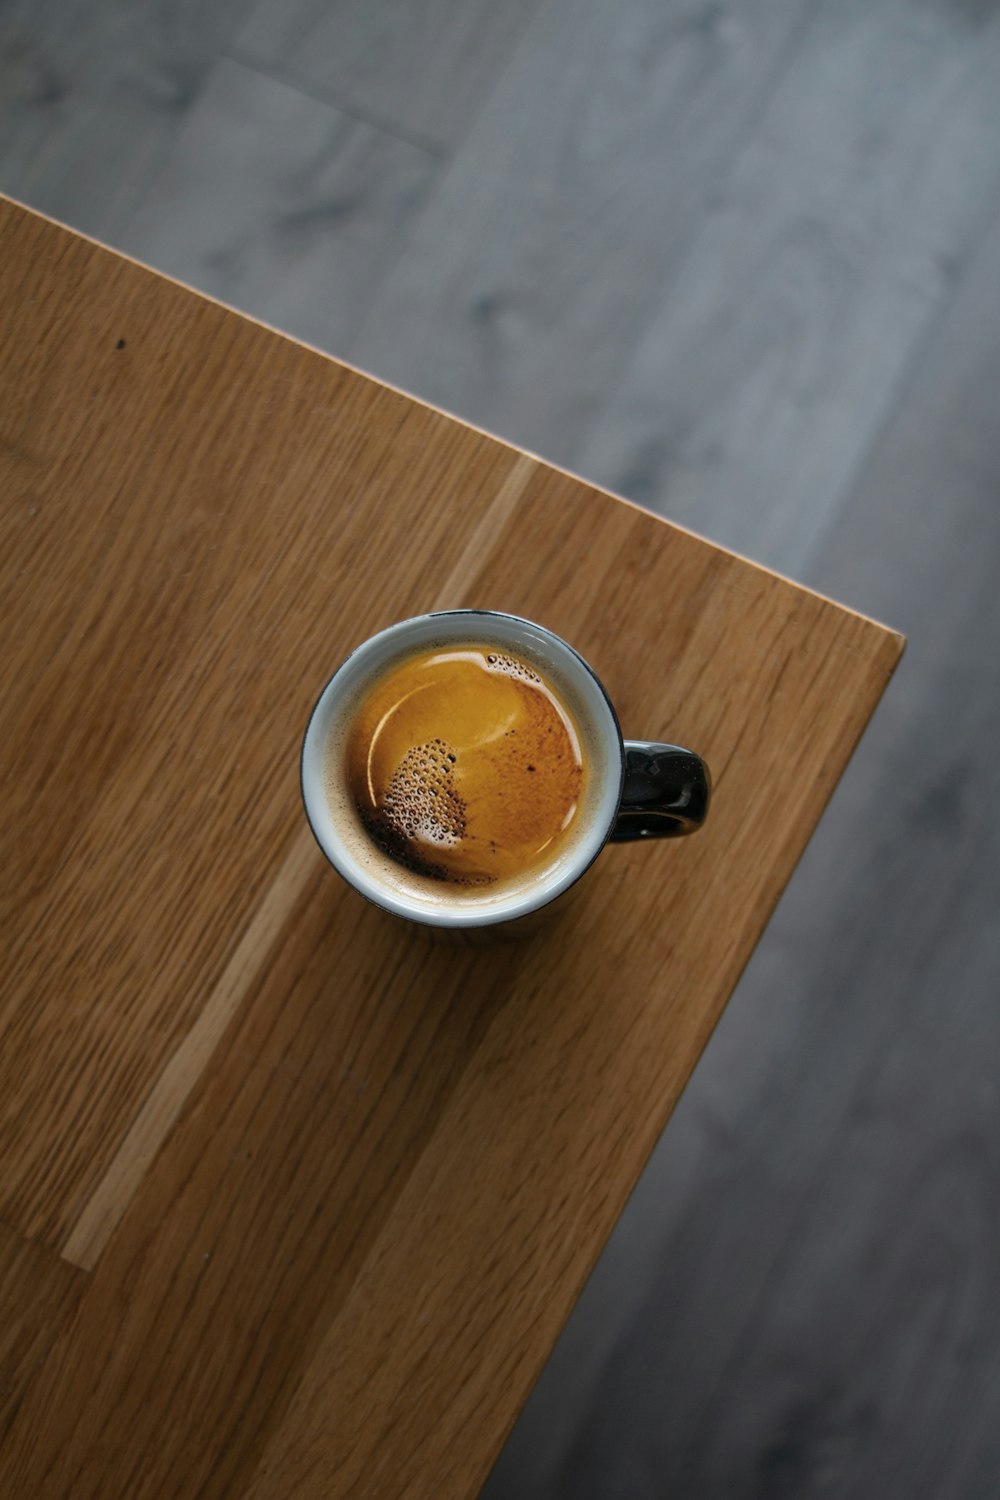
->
left=4, top=2, right=1000, bottom=1495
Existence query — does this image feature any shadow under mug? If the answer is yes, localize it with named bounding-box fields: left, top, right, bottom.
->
left=301, top=610, right=710, bottom=930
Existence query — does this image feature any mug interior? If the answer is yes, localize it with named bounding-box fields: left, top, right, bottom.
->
left=301, top=610, right=623, bottom=927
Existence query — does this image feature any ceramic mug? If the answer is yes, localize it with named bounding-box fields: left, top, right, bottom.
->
left=301, top=609, right=710, bottom=930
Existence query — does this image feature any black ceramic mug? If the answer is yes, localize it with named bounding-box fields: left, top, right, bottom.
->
left=302, top=610, right=710, bottom=930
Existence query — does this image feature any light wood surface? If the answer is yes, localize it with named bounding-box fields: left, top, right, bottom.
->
left=0, top=196, right=902, bottom=1498
left=0, top=1223, right=84, bottom=1445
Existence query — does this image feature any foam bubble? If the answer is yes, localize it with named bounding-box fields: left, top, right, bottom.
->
left=381, top=741, right=466, bottom=847
left=485, top=652, right=540, bottom=684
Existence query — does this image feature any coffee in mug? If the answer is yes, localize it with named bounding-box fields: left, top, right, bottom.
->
left=302, top=611, right=710, bottom=930
left=338, top=643, right=586, bottom=891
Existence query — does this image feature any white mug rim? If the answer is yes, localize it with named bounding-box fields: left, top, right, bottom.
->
left=300, top=610, right=625, bottom=928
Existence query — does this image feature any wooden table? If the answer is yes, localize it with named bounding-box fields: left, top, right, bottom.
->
left=0, top=194, right=904, bottom=1499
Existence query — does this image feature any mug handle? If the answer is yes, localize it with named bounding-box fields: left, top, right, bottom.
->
left=610, top=742, right=711, bottom=842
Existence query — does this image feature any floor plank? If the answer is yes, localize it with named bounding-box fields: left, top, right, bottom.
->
left=0, top=0, right=249, bottom=242
left=0, top=1222, right=85, bottom=1444
left=578, top=0, right=1000, bottom=575
left=485, top=183, right=1000, bottom=1500
left=235, top=0, right=541, bottom=152
left=118, top=57, right=439, bottom=354
left=350, top=0, right=809, bottom=467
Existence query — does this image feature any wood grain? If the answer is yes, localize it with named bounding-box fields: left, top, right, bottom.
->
left=0, top=197, right=901, bottom=1498
left=0, top=199, right=530, bottom=1252
left=60, top=453, right=536, bottom=1275
left=0, top=1224, right=84, bottom=1444
left=59, top=827, right=320, bottom=1272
